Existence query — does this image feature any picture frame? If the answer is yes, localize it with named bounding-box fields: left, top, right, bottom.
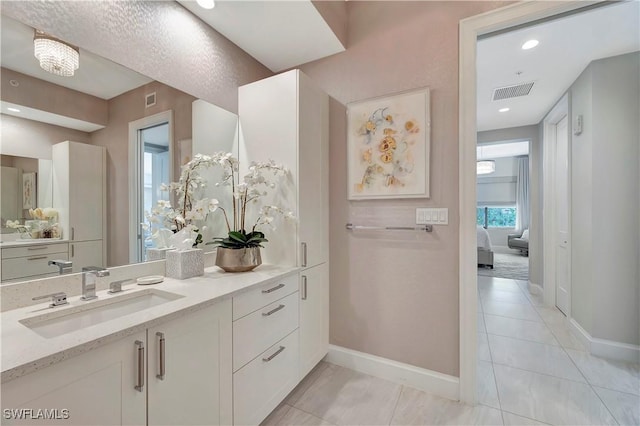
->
left=22, top=172, right=36, bottom=209
left=347, top=88, right=431, bottom=200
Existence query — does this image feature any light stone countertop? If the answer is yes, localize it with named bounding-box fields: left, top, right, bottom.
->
left=1, top=264, right=298, bottom=383
left=0, top=239, right=69, bottom=248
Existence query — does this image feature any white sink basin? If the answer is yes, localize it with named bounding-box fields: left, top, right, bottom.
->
left=20, top=289, right=183, bottom=338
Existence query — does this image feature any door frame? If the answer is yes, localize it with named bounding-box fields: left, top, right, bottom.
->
left=128, top=110, right=174, bottom=263
left=458, top=0, right=593, bottom=404
left=542, top=94, right=571, bottom=310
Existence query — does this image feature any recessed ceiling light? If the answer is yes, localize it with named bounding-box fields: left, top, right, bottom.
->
left=196, top=0, right=215, bottom=9
left=7, top=107, right=21, bottom=113
left=499, top=108, right=510, bottom=113
left=522, top=39, right=539, bottom=50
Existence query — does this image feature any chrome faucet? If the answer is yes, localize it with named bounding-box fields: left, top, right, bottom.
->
left=48, top=259, right=73, bottom=275
left=81, top=266, right=109, bottom=300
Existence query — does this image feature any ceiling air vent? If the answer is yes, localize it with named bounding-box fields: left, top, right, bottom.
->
left=492, top=82, right=535, bottom=101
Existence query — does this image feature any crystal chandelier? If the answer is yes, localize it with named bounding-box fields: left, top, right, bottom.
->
left=33, top=30, right=79, bottom=77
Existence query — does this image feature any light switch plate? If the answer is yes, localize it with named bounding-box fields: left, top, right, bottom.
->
left=416, top=208, right=448, bottom=225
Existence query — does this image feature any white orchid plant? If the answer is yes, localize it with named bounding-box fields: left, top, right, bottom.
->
left=143, top=152, right=293, bottom=251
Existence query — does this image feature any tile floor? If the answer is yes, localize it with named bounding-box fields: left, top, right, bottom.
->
left=263, top=275, right=640, bottom=425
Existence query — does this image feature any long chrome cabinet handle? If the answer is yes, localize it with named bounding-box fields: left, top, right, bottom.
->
left=301, top=275, right=308, bottom=300
left=262, top=346, right=285, bottom=362
left=262, top=304, right=285, bottom=316
left=135, top=340, right=145, bottom=392
left=27, top=246, right=48, bottom=251
left=156, top=332, right=165, bottom=380
left=27, top=256, right=47, bottom=261
left=301, top=242, right=307, bottom=267
left=262, top=283, right=285, bottom=294
left=71, top=227, right=75, bottom=241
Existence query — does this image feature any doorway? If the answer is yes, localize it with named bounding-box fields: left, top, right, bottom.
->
left=128, top=111, right=174, bottom=263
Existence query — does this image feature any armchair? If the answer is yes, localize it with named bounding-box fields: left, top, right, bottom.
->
left=508, top=229, right=529, bottom=255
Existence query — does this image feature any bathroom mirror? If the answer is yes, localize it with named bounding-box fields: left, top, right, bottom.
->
left=0, top=14, right=239, bottom=283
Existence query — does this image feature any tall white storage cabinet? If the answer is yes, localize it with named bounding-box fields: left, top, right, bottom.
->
left=239, top=70, right=330, bottom=379
left=52, top=141, right=106, bottom=272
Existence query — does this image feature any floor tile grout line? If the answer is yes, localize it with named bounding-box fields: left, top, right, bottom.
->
left=485, top=330, right=561, bottom=348
left=500, top=408, right=553, bottom=425
left=387, top=385, right=404, bottom=426
left=559, top=338, right=622, bottom=425
left=490, top=359, right=592, bottom=385
left=483, top=312, right=551, bottom=325
left=286, top=403, right=337, bottom=426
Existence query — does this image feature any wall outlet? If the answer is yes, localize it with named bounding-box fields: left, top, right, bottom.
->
left=416, top=208, right=448, bottom=225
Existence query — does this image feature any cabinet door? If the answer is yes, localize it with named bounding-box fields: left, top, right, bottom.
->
left=299, top=263, right=329, bottom=378
left=298, top=73, right=329, bottom=268
left=147, top=300, right=232, bottom=426
left=70, top=240, right=103, bottom=273
left=1, top=332, right=146, bottom=425
left=69, top=142, right=105, bottom=242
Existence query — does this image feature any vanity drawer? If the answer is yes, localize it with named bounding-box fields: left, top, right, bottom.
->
left=1, top=253, right=70, bottom=281
left=233, top=330, right=299, bottom=426
left=233, top=273, right=298, bottom=320
left=233, top=291, right=298, bottom=371
left=1, top=242, right=68, bottom=259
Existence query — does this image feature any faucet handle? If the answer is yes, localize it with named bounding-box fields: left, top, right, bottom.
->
left=82, top=266, right=110, bottom=277
left=108, top=279, right=134, bottom=294
left=33, top=292, right=68, bottom=308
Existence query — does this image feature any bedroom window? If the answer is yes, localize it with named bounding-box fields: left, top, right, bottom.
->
left=477, top=206, right=516, bottom=228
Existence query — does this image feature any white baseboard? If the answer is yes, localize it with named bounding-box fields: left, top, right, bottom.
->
left=324, top=345, right=459, bottom=401
left=569, top=319, right=640, bottom=363
left=527, top=281, right=543, bottom=295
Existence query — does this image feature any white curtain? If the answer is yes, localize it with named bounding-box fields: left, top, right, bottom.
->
left=515, top=156, right=530, bottom=231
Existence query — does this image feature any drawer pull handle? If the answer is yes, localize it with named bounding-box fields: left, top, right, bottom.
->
left=156, top=332, right=165, bottom=380
left=263, top=346, right=285, bottom=362
left=135, top=340, right=145, bottom=392
left=262, top=304, right=285, bottom=317
left=301, top=275, right=308, bottom=300
left=27, top=246, right=48, bottom=251
left=262, top=283, right=285, bottom=294
left=301, top=242, right=308, bottom=267
left=27, top=256, right=47, bottom=261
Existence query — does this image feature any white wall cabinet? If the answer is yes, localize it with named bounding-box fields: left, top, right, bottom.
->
left=239, top=70, right=330, bottom=384
left=299, top=263, right=329, bottom=378
left=1, top=301, right=232, bottom=426
left=239, top=69, right=329, bottom=269
left=52, top=141, right=106, bottom=271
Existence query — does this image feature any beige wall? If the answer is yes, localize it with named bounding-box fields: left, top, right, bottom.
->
left=90, top=82, right=197, bottom=267
left=299, top=1, right=512, bottom=376
left=0, top=114, right=92, bottom=160
left=1, top=68, right=107, bottom=126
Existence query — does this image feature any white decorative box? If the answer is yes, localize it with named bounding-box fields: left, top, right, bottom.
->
left=165, top=248, right=204, bottom=280
left=146, top=247, right=174, bottom=261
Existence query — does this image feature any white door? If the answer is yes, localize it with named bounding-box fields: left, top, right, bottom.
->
left=299, top=263, right=329, bottom=378
left=555, top=115, right=570, bottom=315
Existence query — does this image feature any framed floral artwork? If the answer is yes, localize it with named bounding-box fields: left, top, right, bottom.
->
left=22, top=172, right=36, bottom=209
left=347, top=88, right=430, bottom=200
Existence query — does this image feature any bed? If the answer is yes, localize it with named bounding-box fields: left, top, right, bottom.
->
left=477, top=226, right=494, bottom=269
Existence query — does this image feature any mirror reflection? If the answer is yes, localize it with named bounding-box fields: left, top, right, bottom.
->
left=0, top=14, right=239, bottom=283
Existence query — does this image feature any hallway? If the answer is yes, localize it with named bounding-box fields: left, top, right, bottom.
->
left=477, top=275, right=639, bottom=425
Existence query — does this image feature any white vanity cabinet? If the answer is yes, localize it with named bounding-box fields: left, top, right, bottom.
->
left=232, top=275, right=300, bottom=425
left=52, top=141, right=106, bottom=272
left=1, top=241, right=69, bottom=282
left=147, top=300, right=232, bottom=426
left=299, top=263, right=330, bottom=378
left=1, top=330, right=147, bottom=425
left=239, top=70, right=330, bottom=382
left=1, top=301, right=232, bottom=426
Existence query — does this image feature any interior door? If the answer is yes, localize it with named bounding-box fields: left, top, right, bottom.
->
left=555, top=115, right=570, bottom=315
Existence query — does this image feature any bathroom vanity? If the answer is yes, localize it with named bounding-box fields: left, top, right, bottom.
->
left=0, top=240, right=69, bottom=282
left=0, top=265, right=327, bottom=426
